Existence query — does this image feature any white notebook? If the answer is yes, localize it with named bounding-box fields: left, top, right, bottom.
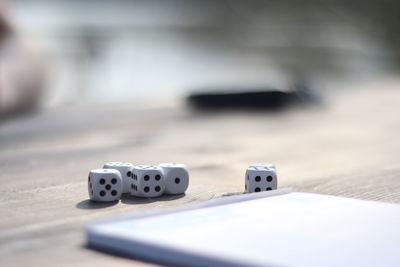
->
left=86, top=189, right=400, bottom=267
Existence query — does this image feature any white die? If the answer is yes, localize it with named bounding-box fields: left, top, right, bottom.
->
left=88, top=169, right=122, bottom=202
left=131, top=165, right=165, bottom=197
left=249, top=163, right=276, bottom=170
left=159, top=163, right=189, bottom=195
left=103, top=162, right=134, bottom=193
left=245, top=164, right=277, bottom=193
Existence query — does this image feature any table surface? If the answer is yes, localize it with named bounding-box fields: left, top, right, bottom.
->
left=1, top=80, right=400, bottom=266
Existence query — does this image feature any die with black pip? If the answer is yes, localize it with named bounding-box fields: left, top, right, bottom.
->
left=130, top=165, right=166, bottom=198
left=245, top=163, right=277, bottom=193
left=88, top=169, right=123, bottom=202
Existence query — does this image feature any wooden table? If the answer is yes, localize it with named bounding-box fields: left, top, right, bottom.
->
left=1, top=80, right=400, bottom=266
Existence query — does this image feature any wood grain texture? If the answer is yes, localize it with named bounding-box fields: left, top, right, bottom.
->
left=1, top=81, right=400, bottom=266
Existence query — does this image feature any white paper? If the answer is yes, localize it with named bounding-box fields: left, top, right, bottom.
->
left=87, top=192, right=400, bottom=267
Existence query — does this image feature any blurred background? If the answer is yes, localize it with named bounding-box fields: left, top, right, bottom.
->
left=1, top=0, right=400, bottom=115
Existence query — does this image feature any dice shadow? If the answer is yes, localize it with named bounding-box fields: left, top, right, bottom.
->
left=76, top=199, right=119, bottom=209
left=76, top=194, right=186, bottom=209
left=121, top=193, right=186, bottom=205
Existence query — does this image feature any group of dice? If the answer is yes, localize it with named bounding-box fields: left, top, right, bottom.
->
left=245, top=163, right=278, bottom=193
left=88, top=162, right=189, bottom=202
left=88, top=162, right=276, bottom=202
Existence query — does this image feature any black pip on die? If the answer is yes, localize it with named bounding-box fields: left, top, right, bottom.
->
left=131, top=165, right=166, bottom=197
left=103, top=162, right=133, bottom=193
left=88, top=169, right=122, bottom=202
left=245, top=164, right=277, bottom=193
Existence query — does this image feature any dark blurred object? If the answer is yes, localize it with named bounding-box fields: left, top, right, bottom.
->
left=187, top=83, right=317, bottom=111
left=0, top=5, right=46, bottom=120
